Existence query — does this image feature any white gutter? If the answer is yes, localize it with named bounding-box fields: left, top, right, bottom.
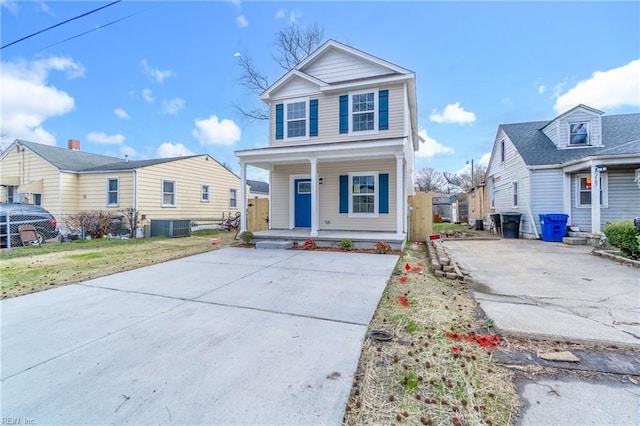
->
left=528, top=153, right=640, bottom=171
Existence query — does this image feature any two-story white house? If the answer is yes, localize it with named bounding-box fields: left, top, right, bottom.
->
left=235, top=40, right=423, bottom=248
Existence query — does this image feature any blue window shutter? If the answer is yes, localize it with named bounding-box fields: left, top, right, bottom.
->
left=275, top=103, right=284, bottom=140
left=339, top=175, right=348, bottom=213
left=309, top=99, right=318, bottom=137
left=379, top=90, right=389, bottom=130
left=339, top=95, right=349, bottom=134
left=379, top=173, right=389, bottom=214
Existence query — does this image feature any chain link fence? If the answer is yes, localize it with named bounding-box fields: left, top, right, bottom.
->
left=0, top=212, right=59, bottom=249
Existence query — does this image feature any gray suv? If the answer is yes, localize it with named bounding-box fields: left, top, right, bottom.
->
left=0, top=203, right=59, bottom=247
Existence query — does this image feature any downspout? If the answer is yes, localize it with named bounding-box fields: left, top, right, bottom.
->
left=527, top=169, right=539, bottom=239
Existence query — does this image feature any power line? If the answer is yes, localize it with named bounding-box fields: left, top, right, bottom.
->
left=1, top=0, right=122, bottom=50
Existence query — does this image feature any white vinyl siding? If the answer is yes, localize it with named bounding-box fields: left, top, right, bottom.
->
left=270, top=84, right=405, bottom=147
left=302, top=48, right=392, bottom=83
left=530, top=169, right=564, bottom=235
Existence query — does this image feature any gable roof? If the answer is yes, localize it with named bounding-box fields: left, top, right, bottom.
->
left=260, top=39, right=414, bottom=101
left=247, top=179, right=269, bottom=194
left=11, top=140, right=123, bottom=171
left=540, top=104, right=604, bottom=131
left=501, top=113, right=640, bottom=166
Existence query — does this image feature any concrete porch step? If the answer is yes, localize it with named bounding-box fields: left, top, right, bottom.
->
left=563, top=236, right=587, bottom=245
left=255, top=240, right=294, bottom=250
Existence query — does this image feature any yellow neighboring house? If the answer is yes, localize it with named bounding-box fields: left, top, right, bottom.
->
left=0, top=139, right=244, bottom=230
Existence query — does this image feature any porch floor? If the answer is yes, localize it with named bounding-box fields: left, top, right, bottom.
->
left=251, top=229, right=407, bottom=250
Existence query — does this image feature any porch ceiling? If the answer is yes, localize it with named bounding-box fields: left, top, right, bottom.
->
left=235, top=138, right=406, bottom=170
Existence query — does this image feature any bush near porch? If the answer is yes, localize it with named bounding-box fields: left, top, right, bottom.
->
left=603, top=220, right=640, bottom=259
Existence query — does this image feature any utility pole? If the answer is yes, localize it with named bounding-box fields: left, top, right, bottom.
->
left=467, top=159, right=474, bottom=189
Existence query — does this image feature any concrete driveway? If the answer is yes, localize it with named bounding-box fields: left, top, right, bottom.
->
left=443, top=239, right=639, bottom=347
left=1, top=248, right=398, bottom=425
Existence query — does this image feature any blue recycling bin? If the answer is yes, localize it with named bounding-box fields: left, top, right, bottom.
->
left=539, top=214, right=569, bottom=242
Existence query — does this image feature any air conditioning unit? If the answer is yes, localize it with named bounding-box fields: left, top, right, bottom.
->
left=150, top=219, right=191, bottom=238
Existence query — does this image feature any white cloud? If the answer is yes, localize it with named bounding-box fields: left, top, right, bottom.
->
left=0, top=56, right=82, bottom=147
left=538, top=85, right=546, bottom=94
left=141, top=59, right=175, bottom=83
left=0, top=0, right=19, bottom=14
left=114, top=108, right=130, bottom=120
left=275, top=9, right=285, bottom=19
left=502, top=97, right=512, bottom=105
left=142, top=88, right=154, bottom=103
left=236, top=15, right=248, bottom=28
left=35, top=1, right=53, bottom=15
left=289, top=9, right=301, bottom=23
left=554, top=59, right=640, bottom=114
left=233, top=52, right=241, bottom=57
left=415, top=129, right=455, bottom=158
left=87, top=131, right=124, bottom=145
left=156, top=142, right=195, bottom=158
left=192, top=115, right=241, bottom=146
left=429, top=102, right=476, bottom=124
left=478, top=152, right=492, bottom=167
left=162, top=98, right=185, bottom=115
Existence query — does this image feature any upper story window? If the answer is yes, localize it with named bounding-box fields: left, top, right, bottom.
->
left=162, top=180, right=176, bottom=207
left=287, top=101, right=307, bottom=138
left=201, top=185, right=209, bottom=202
left=569, top=122, right=589, bottom=145
left=352, top=92, right=376, bottom=132
left=106, top=178, right=119, bottom=206
left=512, top=181, right=518, bottom=207
left=500, top=140, right=506, bottom=162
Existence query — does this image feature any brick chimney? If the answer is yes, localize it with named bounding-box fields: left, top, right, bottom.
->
left=68, top=139, right=80, bottom=151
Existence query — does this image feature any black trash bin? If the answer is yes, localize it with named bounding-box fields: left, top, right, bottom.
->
left=501, top=213, right=522, bottom=239
left=475, top=219, right=484, bottom=231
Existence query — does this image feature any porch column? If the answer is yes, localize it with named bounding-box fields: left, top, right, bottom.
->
left=310, top=158, right=319, bottom=237
left=240, top=161, right=247, bottom=234
left=396, top=154, right=404, bottom=237
left=591, top=165, right=601, bottom=234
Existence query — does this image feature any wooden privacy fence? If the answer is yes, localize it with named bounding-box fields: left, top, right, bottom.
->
left=246, top=197, right=269, bottom=232
left=408, top=192, right=433, bottom=242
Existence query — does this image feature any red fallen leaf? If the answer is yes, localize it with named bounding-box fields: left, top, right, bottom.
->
left=399, top=276, right=408, bottom=284
left=405, top=263, right=411, bottom=271
left=398, top=296, right=409, bottom=307
left=410, top=266, right=423, bottom=273
left=451, top=346, right=459, bottom=354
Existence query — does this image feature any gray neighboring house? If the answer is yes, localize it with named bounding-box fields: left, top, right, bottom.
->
left=247, top=179, right=269, bottom=198
left=485, top=104, right=640, bottom=238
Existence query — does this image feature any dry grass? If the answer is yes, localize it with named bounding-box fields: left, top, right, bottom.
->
left=0, top=231, right=238, bottom=299
left=343, top=244, right=519, bottom=425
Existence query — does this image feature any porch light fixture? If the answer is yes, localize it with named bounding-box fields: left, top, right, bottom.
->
left=318, top=177, right=324, bottom=184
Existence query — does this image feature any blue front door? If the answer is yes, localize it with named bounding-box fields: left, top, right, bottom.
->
left=294, top=179, right=311, bottom=228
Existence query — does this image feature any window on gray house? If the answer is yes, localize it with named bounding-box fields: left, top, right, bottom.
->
left=569, top=122, right=589, bottom=145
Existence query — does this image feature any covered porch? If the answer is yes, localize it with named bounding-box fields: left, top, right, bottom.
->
left=235, top=138, right=411, bottom=242
left=251, top=228, right=406, bottom=250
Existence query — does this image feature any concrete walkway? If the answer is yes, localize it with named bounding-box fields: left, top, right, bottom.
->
left=443, top=239, right=640, bottom=426
left=1, top=248, right=398, bottom=425
left=443, top=239, right=640, bottom=347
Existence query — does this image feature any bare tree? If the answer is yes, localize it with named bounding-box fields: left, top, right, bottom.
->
left=415, top=167, right=446, bottom=193
left=458, top=165, right=487, bottom=192
left=235, top=23, right=325, bottom=121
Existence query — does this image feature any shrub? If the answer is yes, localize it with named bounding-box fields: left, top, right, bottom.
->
left=303, top=237, right=316, bottom=250
left=239, top=231, right=254, bottom=244
left=65, top=210, right=116, bottom=239
left=603, top=220, right=640, bottom=258
left=340, top=239, right=354, bottom=251
left=375, top=241, right=392, bottom=254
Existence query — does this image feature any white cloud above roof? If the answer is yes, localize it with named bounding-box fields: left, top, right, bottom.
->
left=141, top=59, right=175, bottom=83
left=429, top=102, right=476, bottom=124
left=275, top=9, right=285, bottom=19
left=192, top=115, right=241, bottom=146
left=236, top=15, right=248, bottom=28
left=114, top=108, right=130, bottom=120
left=0, top=56, right=82, bottom=147
left=87, top=131, right=124, bottom=145
left=162, top=98, right=185, bottom=115
left=416, top=129, right=455, bottom=158
left=142, top=88, right=154, bottom=103
left=554, top=59, right=640, bottom=114
left=156, top=142, right=194, bottom=158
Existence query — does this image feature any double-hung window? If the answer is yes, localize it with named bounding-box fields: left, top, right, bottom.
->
left=350, top=173, right=377, bottom=216
left=162, top=180, right=176, bottom=207
left=286, top=101, right=307, bottom=138
left=569, top=122, right=589, bottom=145
left=351, top=91, right=376, bottom=133
left=229, top=189, right=237, bottom=208
left=201, top=185, right=209, bottom=202
left=107, top=178, right=119, bottom=206
left=512, top=181, right=518, bottom=207
left=576, top=174, right=607, bottom=207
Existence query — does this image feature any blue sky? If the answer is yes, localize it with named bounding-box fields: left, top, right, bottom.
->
left=1, top=1, right=639, bottom=181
